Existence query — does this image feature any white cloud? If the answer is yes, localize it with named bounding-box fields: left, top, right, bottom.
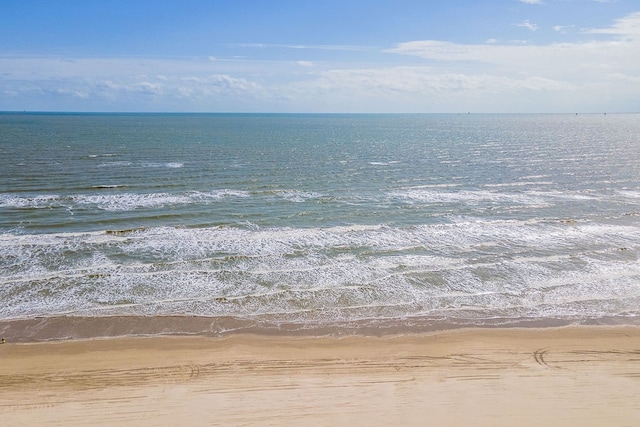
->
left=271, top=66, right=589, bottom=113
left=299, top=67, right=570, bottom=95
left=519, top=0, right=544, bottom=4
left=515, top=20, right=539, bottom=31
left=388, top=12, right=640, bottom=76
left=0, top=56, right=265, bottom=110
left=1, top=12, right=639, bottom=113
left=378, top=13, right=640, bottom=111
left=234, top=43, right=372, bottom=52
left=585, top=11, right=640, bottom=39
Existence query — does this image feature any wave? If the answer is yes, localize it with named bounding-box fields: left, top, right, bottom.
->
left=96, top=161, right=184, bottom=168
left=0, top=189, right=251, bottom=211
left=0, top=194, right=61, bottom=209
left=76, top=193, right=194, bottom=211
left=77, top=190, right=252, bottom=211
left=91, top=184, right=128, bottom=189
left=1, top=219, right=639, bottom=321
left=0, top=188, right=328, bottom=211
left=140, top=162, right=184, bottom=168
left=618, top=190, right=640, bottom=200
left=388, top=188, right=550, bottom=206
left=272, top=190, right=323, bottom=203
left=368, top=161, right=400, bottom=166
left=97, top=161, right=133, bottom=168
left=483, top=181, right=554, bottom=188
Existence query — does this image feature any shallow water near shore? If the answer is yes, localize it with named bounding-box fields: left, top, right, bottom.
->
left=1, top=112, right=639, bottom=336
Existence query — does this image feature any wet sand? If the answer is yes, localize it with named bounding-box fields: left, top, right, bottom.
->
left=2, top=326, right=640, bottom=426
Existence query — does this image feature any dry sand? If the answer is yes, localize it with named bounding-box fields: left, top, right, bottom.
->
left=2, top=326, right=640, bottom=426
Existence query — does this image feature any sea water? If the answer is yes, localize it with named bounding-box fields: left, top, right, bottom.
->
left=1, top=113, right=639, bottom=330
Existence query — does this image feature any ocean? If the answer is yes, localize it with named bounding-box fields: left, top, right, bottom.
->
left=1, top=112, right=639, bottom=335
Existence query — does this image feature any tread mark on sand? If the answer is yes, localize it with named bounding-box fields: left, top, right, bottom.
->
left=533, top=348, right=551, bottom=367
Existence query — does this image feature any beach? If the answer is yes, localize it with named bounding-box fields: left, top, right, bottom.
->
left=2, top=114, right=640, bottom=425
left=2, top=326, right=640, bottom=426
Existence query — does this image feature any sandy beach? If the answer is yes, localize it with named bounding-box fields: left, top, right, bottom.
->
left=1, top=326, right=640, bottom=426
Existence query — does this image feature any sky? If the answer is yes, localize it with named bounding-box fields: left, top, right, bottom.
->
left=1, top=0, right=639, bottom=113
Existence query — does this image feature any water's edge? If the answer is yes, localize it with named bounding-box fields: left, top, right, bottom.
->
left=2, top=314, right=639, bottom=343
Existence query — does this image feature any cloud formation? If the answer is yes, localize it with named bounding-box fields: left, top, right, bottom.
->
left=1, top=12, right=639, bottom=112
left=515, top=20, right=539, bottom=31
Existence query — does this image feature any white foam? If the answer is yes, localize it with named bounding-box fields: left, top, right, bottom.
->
left=529, top=190, right=600, bottom=201
left=276, top=190, right=323, bottom=203
left=191, top=190, right=251, bottom=200
left=70, top=190, right=249, bottom=211
left=96, top=161, right=184, bottom=168
left=75, top=193, right=192, bottom=211
left=618, top=190, right=640, bottom=200
left=2, top=219, right=640, bottom=320
left=404, top=184, right=462, bottom=189
left=388, top=189, right=548, bottom=206
left=0, top=194, right=60, bottom=208
left=97, top=161, right=133, bottom=168
left=140, top=162, right=184, bottom=168
left=519, top=175, right=550, bottom=180
left=484, top=181, right=554, bottom=188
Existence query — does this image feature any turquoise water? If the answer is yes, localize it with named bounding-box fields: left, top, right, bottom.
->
left=1, top=113, right=639, bottom=329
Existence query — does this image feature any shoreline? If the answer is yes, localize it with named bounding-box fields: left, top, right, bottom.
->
left=2, top=325, right=640, bottom=426
left=3, top=314, right=640, bottom=343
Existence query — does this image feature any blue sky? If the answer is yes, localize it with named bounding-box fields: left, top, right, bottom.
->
left=1, top=0, right=639, bottom=112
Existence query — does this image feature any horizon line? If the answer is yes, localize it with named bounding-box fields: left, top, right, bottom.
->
left=1, top=111, right=635, bottom=116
